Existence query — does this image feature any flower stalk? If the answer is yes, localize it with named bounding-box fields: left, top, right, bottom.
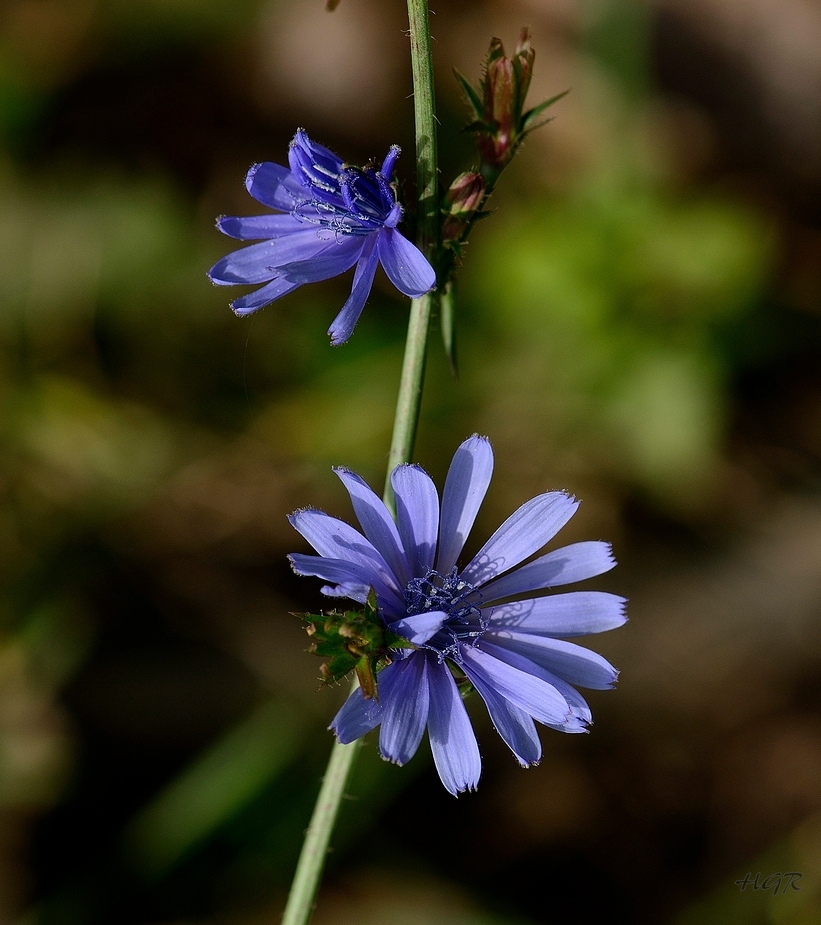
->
left=279, top=1, right=439, bottom=923
left=384, top=0, right=439, bottom=507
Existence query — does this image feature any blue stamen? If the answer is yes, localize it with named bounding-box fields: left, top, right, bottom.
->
left=404, top=568, right=487, bottom=660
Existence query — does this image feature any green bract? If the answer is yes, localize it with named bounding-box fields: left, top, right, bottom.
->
left=300, top=590, right=408, bottom=699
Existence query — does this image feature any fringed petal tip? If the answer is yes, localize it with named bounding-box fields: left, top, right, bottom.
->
left=327, top=235, right=380, bottom=346
left=230, top=299, right=263, bottom=317
left=605, top=543, right=618, bottom=570
left=448, top=782, right=479, bottom=797
left=286, top=506, right=327, bottom=527
left=244, top=162, right=263, bottom=187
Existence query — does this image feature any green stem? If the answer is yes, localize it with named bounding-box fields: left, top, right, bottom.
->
left=279, top=3, right=439, bottom=924
left=406, top=0, right=439, bottom=256
left=279, top=736, right=361, bottom=925
left=383, top=0, right=439, bottom=508
left=382, top=289, right=434, bottom=509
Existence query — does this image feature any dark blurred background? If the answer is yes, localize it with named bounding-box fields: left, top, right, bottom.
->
left=1, top=0, right=820, bottom=923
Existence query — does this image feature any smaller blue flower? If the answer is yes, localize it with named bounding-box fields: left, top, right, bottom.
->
left=209, top=130, right=436, bottom=345
left=289, top=436, right=625, bottom=795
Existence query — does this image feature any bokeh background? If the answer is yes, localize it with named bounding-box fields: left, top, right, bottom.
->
left=2, top=0, right=821, bottom=923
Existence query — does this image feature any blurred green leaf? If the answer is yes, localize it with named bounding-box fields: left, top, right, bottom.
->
left=462, top=165, right=774, bottom=512
left=124, top=698, right=308, bottom=878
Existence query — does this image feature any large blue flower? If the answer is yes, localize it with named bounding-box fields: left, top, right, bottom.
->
left=209, top=129, right=436, bottom=345
left=289, top=436, right=624, bottom=795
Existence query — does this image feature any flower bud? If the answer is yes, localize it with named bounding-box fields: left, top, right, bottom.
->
left=481, top=41, right=516, bottom=168
left=512, top=27, right=535, bottom=110
left=442, top=172, right=486, bottom=243
left=445, top=171, right=485, bottom=215
left=455, top=27, right=567, bottom=177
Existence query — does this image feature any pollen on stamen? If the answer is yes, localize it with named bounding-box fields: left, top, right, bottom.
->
left=404, top=568, right=484, bottom=628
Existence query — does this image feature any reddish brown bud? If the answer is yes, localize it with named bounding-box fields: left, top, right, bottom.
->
left=442, top=172, right=486, bottom=244
left=456, top=27, right=565, bottom=177
left=513, top=27, right=535, bottom=105
left=445, top=172, right=486, bottom=216
left=482, top=51, right=514, bottom=167
left=476, top=30, right=539, bottom=170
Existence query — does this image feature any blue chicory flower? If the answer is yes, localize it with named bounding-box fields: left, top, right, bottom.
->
left=208, top=129, right=436, bottom=345
left=288, top=435, right=624, bottom=795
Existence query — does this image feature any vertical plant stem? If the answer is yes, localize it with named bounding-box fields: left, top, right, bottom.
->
left=383, top=290, right=434, bottom=508
left=384, top=0, right=439, bottom=506
left=279, top=737, right=360, bottom=925
left=280, top=3, right=439, bottom=925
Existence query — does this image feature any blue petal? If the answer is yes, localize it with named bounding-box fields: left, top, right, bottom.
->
left=482, top=632, right=618, bottom=690
left=288, top=509, right=400, bottom=607
left=376, top=228, right=436, bottom=297
left=288, top=130, right=345, bottom=205
left=209, top=240, right=281, bottom=286
left=261, top=228, right=349, bottom=267
left=339, top=169, right=389, bottom=228
left=288, top=553, right=403, bottom=612
left=334, top=467, right=410, bottom=587
left=278, top=235, right=363, bottom=284
left=388, top=610, right=448, bottom=645
left=330, top=683, right=384, bottom=743
left=327, top=235, right=380, bottom=345
left=378, top=654, right=429, bottom=766
left=468, top=670, right=542, bottom=766
left=477, top=641, right=592, bottom=733
left=426, top=658, right=481, bottom=794
left=217, top=213, right=305, bottom=240
left=437, top=436, right=494, bottom=575
left=230, top=277, right=301, bottom=316
left=245, top=161, right=306, bottom=211
left=461, top=492, right=579, bottom=587
left=478, top=541, right=617, bottom=602
left=541, top=680, right=591, bottom=733
left=209, top=229, right=340, bottom=285
left=288, top=508, right=379, bottom=561
left=460, top=646, right=571, bottom=726
left=291, top=129, right=344, bottom=175
left=320, top=581, right=370, bottom=602
left=487, top=591, right=627, bottom=637
left=380, top=145, right=401, bottom=182
left=391, top=464, right=439, bottom=578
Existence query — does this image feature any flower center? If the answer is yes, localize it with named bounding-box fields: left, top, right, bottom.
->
left=293, top=164, right=396, bottom=236
left=403, top=568, right=486, bottom=659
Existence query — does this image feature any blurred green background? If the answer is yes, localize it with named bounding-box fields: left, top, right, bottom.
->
left=1, top=0, right=820, bottom=923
